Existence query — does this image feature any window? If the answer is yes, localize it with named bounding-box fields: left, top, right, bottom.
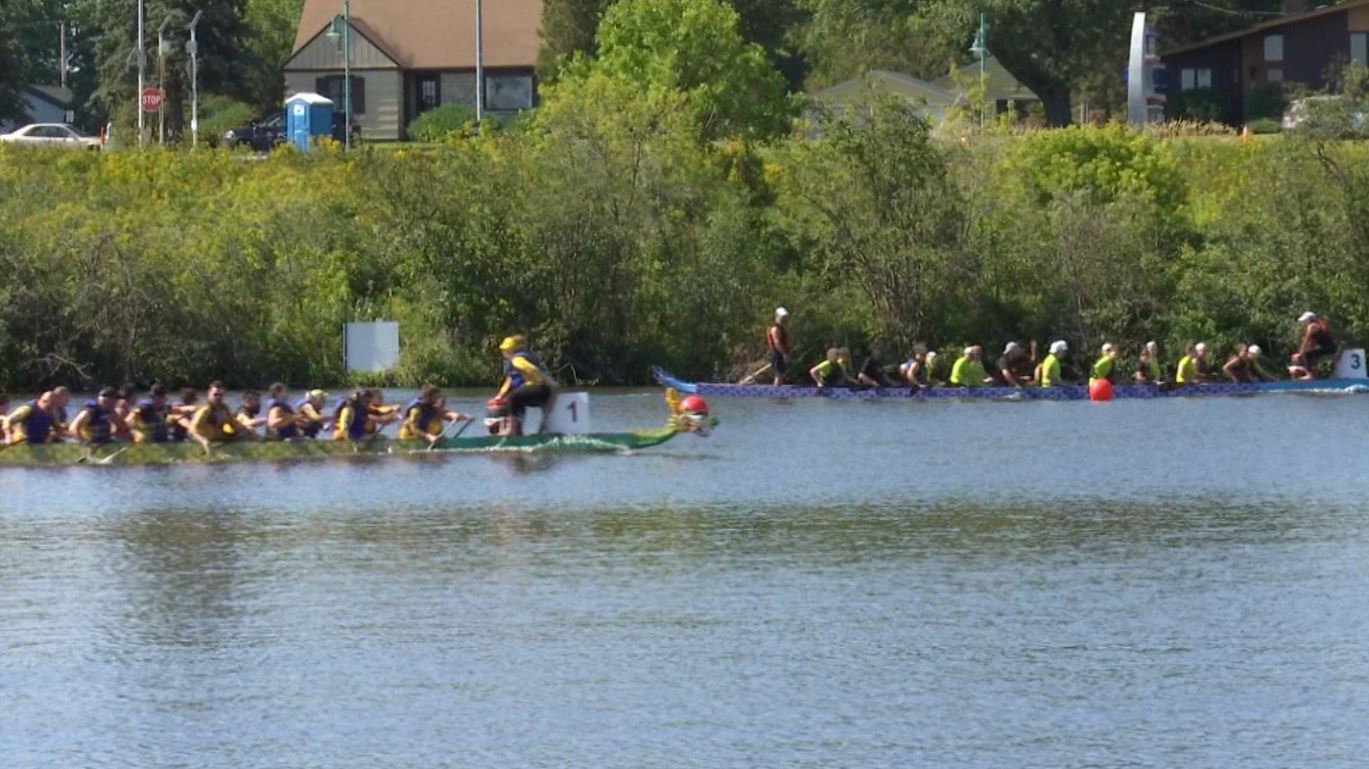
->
left=1353, top=32, right=1368, bottom=68
left=417, top=76, right=440, bottom=113
left=485, top=74, right=534, bottom=111
left=315, top=75, right=366, bottom=115
left=1268, top=68, right=1284, bottom=83
left=1264, top=34, right=1284, bottom=62
left=1181, top=68, right=1195, bottom=90
left=1197, top=68, right=1212, bottom=89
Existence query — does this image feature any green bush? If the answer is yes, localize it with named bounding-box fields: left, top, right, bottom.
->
left=1170, top=87, right=1226, bottom=123
left=406, top=104, right=478, bottom=142
left=1246, top=83, right=1287, bottom=121
left=1247, top=118, right=1282, bottom=134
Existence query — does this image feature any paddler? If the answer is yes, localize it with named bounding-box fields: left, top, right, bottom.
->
left=333, top=388, right=373, bottom=441
left=1176, top=343, right=1210, bottom=385
left=950, top=346, right=994, bottom=388
left=365, top=390, right=401, bottom=436
left=265, top=382, right=299, bottom=440
left=67, top=387, right=121, bottom=445
left=398, top=384, right=470, bottom=441
left=167, top=387, right=199, bottom=442
left=996, top=341, right=1036, bottom=388
left=235, top=390, right=267, bottom=437
left=742, top=307, right=792, bottom=386
left=189, top=381, right=249, bottom=453
left=857, top=342, right=895, bottom=387
left=899, top=344, right=932, bottom=388
left=809, top=347, right=854, bottom=388
left=127, top=383, right=170, bottom=443
left=1290, top=311, right=1335, bottom=380
left=495, top=336, right=557, bottom=436
left=3, top=391, right=60, bottom=445
left=295, top=389, right=329, bottom=438
left=112, top=383, right=138, bottom=441
left=1223, top=344, right=1275, bottom=383
left=1135, top=341, right=1164, bottom=384
left=1090, top=343, right=1120, bottom=384
left=49, top=386, right=71, bottom=435
left=1037, top=340, right=1069, bottom=387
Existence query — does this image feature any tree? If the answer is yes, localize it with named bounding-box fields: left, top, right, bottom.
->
left=241, top=0, right=302, bottom=112
left=0, top=2, right=29, bottom=122
left=82, top=0, right=251, bottom=138
left=589, top=0, right=793, bottom=140
left=538, top=0, right=609, bottom=77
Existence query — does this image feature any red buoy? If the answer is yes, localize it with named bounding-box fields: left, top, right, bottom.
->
left=1089, top=378, right=1114, bottom=402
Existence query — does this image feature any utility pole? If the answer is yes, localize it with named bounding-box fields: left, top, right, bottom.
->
left=188, top=11, right=203, bottom=147
left=137, top=0, right=145, bottom=148
left=344, top=0, right=351, bottom=150
left=475, top=0, right=484, bottom=125
left=59, top=22, right=66, bottom=90
left=158, top=16, right=171, bottom=146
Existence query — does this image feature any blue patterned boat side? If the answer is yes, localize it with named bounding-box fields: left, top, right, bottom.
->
left=651, top=367, right=1369, bottom=401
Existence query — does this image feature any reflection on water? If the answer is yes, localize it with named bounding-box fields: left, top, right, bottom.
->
left=3, top=392, right=1369, bottom=768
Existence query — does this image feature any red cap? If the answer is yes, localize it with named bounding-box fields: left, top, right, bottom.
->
left=680, top=395, right=709, bottom=415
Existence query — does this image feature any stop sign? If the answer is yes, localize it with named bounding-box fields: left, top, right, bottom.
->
left=140, top=88, right=164, bottom=112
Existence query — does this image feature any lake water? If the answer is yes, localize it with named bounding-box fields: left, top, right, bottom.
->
left=3, top=390, right=1368, bottom=768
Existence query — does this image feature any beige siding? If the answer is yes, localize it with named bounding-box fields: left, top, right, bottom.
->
left=285, top=70, right=405, bottom=141
left=286, top=24, right=399, bottom=70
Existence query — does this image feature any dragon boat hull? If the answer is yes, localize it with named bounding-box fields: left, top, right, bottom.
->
left=653, top=367, right=1369, bottom=401
left=0, top=427, right=682, bottom=468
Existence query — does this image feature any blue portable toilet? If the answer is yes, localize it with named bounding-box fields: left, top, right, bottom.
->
left=285, top=92, right=335, bottom=151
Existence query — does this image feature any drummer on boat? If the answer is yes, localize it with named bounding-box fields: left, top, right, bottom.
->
left=495, top=336, right=557, bottom=436
left=1290, top=311, right=1335, bottom=380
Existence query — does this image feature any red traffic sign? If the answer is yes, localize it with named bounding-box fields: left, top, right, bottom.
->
left=140, top=88, right=164, bottom=112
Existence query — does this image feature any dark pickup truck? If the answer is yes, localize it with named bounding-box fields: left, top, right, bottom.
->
left=221, top=113, right=285, bottom=151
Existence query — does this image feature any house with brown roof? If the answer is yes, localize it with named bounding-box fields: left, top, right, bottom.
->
left=1161, top=0, right=1369, bottom=125
left=285, top=0, right=542, bottom=141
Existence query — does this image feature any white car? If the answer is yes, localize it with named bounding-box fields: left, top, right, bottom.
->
left=0, top=123, right=101, bottom=149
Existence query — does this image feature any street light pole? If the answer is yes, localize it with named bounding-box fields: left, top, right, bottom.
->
left=968, top=14, right=987, bottom=128
left=137, top=0, right=145, bottom=148
left=344, top=0, right=351, bottom=150
left=187, top=11, right=203, bottom=148
left=475, top=0, right=484, bottom=125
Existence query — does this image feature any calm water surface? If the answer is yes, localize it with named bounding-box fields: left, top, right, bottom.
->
left=2, top=391, right=1368, bottom=768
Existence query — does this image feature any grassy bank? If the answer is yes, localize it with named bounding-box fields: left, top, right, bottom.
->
left=2, top=99, right=1368, bottom=391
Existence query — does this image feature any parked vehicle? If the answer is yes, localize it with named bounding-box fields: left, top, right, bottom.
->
left=222, top=114, right=285, bottom=151
left=0, top=123, right=101, bottom=149
left=1283, top=95, right=1366, bottom=134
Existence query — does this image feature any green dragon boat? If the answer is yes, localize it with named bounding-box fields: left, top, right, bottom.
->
left=0, top=390, right=715, bottom=468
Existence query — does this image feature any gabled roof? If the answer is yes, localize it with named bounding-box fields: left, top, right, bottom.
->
left=291, top=0, right=542, bottom=70
left=25, top=85, right=73, bottom=109
left=932, top=56, right=1039, bottom=102
left=1162, top=0, right=1369, bottom=57
left=811, top=70, right=960, bottom=105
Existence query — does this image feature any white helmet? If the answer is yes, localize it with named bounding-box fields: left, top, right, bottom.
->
left=1102, top=343, right=1116, bottom=355
left=1249, top=344, right=1262, bottom=357
left=1004, top=341, right=1021, bottom=354
left=1298, top=311, right=1316, bottom=323
left=1049, top=340, right=1068, bottom=355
